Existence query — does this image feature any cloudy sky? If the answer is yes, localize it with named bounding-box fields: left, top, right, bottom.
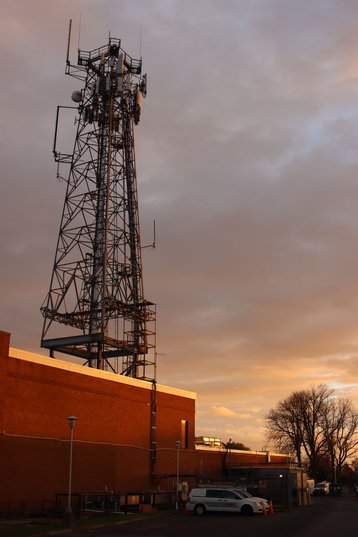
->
left=2, top=0, right=358, bottom=450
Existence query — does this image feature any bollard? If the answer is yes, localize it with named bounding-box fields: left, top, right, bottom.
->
left=268, top=500, right=274, bottom=515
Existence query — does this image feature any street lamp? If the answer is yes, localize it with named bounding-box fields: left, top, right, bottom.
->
left=65, top=416, right=78, bottom=523
left=176, top=440, right=181, bottom=510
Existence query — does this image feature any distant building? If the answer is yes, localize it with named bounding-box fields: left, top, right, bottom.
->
left=195, top=436, right=223, bottom=448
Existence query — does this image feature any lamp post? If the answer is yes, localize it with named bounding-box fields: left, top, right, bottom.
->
left=175, top=440, right=181, bottom=510
left=65, top=416, right=78, bottom=524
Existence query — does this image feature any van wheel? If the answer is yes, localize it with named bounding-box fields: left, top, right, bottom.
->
left=241, top=504, right=253, bottom=515
left=194, top=504, right=206, bottom=516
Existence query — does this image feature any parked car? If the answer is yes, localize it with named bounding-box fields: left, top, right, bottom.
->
left=312, top=481, right=330, bottom=496
left=186, top=487, right=269, bottom=515
left=234, top=488, right=270, bottom=509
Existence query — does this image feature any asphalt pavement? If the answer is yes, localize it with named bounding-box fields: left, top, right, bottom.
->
left=64, top=495, right=358, bottom=537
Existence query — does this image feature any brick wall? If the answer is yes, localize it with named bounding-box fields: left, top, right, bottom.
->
left=0, top=331, right=197, bottom=503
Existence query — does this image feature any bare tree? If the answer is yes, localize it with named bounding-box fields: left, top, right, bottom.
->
left=265, top=384, right=344, bottom=479
left=321, top=398, right=358, bottom=482
left=266, top=390, right=305, bottom=465
left=299, top=385, right=333, bottom=478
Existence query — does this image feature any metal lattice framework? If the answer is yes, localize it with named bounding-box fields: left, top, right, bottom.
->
left=41, top=36, right=156, bottom=381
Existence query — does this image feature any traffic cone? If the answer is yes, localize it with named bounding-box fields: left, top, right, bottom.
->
left=269, top=500, right=274, bottom=515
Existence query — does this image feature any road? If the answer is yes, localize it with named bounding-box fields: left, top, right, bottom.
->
left=67, top=496, right=358, bottom=537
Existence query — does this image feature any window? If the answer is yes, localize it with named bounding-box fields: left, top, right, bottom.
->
left=221, top=490, right=238, bottom=499
left=206, top=489, right=239, bottom=499
left=181, top=419, right=188, bottom=449
left=207, top=489, right=224, bottom=498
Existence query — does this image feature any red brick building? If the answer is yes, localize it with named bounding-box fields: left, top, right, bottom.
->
left=0, top=330, right=301, bottom=511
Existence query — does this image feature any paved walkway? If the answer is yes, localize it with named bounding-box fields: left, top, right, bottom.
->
left=63, top=495, right=358, bottom=537
left=295, top=495, right=358, bottom=537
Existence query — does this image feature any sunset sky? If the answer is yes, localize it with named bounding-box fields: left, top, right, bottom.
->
left=2, top=0, right=358, bottom=450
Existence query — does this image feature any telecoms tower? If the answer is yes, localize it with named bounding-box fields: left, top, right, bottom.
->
left=41, top=27, right=156, bottom=382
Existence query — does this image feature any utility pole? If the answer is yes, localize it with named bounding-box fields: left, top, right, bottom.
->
left=65, top=416, right=78, bottom=526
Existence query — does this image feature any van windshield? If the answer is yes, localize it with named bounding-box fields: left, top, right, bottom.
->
left=234, top=489, right=252, bottom=499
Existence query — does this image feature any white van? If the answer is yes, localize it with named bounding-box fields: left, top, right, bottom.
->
left=186, top=487, right=268, bottom=515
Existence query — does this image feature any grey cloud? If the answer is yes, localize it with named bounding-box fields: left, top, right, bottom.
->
left=2, top=0, right=358, bottom=449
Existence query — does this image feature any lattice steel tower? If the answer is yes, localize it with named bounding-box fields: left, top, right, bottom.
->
left=41, top=30, right=156, bottom=381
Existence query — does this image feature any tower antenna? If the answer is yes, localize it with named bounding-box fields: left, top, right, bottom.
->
left=77, top=13, right=82, bottom=50
left=66, top=19, right=72, bottom=65
left=139, top=25, right=143, bottom=58
left=142, top=220, right=156, bottom=250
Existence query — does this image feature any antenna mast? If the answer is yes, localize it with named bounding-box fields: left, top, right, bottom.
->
left=41, top=33, right=155, bottom=381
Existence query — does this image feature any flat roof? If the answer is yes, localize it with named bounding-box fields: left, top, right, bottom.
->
left=9, top=347, right=196, bottom=400
left=195, top=445, right=289, bottom=458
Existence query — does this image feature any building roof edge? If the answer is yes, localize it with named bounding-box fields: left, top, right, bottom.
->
left=9, top=347, right=196, bottom=400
